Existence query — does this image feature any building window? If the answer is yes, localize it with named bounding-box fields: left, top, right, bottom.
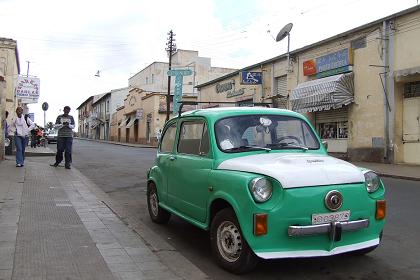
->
left=404, top=81, right=420, bottom=98
left=146, top=77, right=149, bottom=84
left=318, top=122, right=348, bottom=139
left=151, top=74, right=154, bottom=84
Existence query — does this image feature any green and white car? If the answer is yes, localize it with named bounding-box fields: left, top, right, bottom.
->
left=147, top=107, right=386, bottom=274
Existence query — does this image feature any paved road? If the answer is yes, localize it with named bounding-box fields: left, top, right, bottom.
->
left=72, top=139, right=420, bottom=280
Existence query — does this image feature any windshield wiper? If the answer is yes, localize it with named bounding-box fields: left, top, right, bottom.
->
left=267, top=142, right=308, bottom=151
left=224, top=145, right=271, bottom=152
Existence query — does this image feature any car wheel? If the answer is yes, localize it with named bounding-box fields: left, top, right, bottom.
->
left=210, top=208, right=258, bottom=274
left=147, top=182, right=170, bottom=224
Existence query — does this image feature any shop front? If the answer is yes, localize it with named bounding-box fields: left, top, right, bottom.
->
left=291, top=71, right=354, bottom=154
left=395, top=67, right=420, bottom=164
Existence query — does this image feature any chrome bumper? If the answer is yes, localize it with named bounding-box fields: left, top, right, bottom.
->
left=288, top=219, right=369, bottom=241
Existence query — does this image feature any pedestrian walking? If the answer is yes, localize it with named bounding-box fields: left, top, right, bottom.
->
left=9, top=107, right=35, bottom=167
left=50, top=106, right=75, bottom=169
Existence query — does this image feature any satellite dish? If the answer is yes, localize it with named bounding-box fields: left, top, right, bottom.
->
left=276, top=23, right=293, bottom=42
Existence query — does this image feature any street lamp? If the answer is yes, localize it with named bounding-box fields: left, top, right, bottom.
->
left=276, top=23, right=293, bottom=72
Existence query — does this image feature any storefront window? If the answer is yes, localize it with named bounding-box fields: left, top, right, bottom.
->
left=318, top=122, right=348, bottom=139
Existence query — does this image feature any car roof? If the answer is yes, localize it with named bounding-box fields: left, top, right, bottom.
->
left=170, top=106, right=305, bottom=121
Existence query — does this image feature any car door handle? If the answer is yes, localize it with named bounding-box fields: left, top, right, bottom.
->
left=169, top=156, right=176, bottom=161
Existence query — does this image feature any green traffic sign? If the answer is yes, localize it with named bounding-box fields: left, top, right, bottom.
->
left=167, top=69, right=192, bottom=76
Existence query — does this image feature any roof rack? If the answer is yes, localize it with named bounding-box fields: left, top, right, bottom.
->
left=177, top=101, right=273, bottom=117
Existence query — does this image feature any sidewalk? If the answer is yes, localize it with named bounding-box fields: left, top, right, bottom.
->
left=351, top=161, right=420, bottom=181
left=0, top=156, right=208, bottom=280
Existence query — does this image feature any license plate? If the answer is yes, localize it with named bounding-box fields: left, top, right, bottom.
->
left=312, top=210, right=350, bottom=225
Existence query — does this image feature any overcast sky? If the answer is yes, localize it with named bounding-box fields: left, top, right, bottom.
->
left=1, top=0, right=418, bottom=127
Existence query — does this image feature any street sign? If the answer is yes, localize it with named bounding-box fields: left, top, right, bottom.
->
left=167, top=69, right=193, bottom=113
left=42, top=102, right=49, bottom=111
left=167, top=69, right=192, bottom=76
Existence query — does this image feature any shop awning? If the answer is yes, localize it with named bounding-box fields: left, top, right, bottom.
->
left=290, top=73, right=354, bottom=113
left=126, top=116, right=136, bottom=128
left=118, top=116, right=129, bottom=128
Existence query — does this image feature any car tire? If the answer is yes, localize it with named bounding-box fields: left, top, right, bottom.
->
left=147, top=182, right=170, bottom=224
left=210, top=208, right=258, bottom=274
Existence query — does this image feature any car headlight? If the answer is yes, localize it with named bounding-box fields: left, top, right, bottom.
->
left=249, top=177, right=272, bottom=203
left=364, top=171, right=380, bottom=193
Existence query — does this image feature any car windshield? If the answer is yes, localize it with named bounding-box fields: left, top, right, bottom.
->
left=215, top=115, right=320, bottom=153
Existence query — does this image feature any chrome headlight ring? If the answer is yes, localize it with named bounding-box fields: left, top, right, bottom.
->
left=364, top=171, right=380, bottom=193
left=249, top=177, right=273, bottom=203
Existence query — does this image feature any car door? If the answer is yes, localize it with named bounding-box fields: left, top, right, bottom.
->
left=156, top=121, right=178, bottom=204
left=168, top=118, right=212, bottom=223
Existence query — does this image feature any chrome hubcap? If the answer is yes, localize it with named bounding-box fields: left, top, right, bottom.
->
left=150, top=191, right=159, bottom=217
left=217, top=221, right=242, bottom=262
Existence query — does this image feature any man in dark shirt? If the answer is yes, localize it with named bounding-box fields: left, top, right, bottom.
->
left=50, top=106, right=75, bottom=169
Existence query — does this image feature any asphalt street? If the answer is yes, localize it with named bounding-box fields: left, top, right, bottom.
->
left=70, top=139, right=420, bottom=280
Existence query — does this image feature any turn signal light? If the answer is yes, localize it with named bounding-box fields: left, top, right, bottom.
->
left=254, top=214, right=268, bottom=236
left=376, top=200, right=386, bottom=220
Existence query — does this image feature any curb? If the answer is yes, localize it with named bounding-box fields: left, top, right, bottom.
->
left=377, top=173, right=420, bottom=181
left=76, top=137, right=158, bottom=149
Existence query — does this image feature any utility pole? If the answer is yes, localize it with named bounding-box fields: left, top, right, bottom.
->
left=165, top=30, right=177, bottom=122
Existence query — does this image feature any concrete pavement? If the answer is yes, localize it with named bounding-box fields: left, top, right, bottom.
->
left=0, top=154, right=208, bottom=280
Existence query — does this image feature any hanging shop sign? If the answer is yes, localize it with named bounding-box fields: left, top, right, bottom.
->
left=136, top=108, right=144, bottom=120
left=15, top=76, right=40, bottom=104
left=240, top=71, right=262, bottom=85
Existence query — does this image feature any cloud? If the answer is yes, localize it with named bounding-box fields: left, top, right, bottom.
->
left=1, top=0, right=417, bottom=126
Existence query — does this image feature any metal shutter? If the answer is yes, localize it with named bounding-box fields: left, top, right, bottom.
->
left=276, top=76, right=287, bottom=96
left=315, top=107, right=348, bottom=123
left=276, top=76, right=288, bottom=109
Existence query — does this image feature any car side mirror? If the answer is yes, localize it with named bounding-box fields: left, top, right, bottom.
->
left=322, top=140, right=328, bottom=150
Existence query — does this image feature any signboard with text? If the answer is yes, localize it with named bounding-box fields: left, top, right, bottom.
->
left=15, top=76, right=40, bottom=104
left=240, top=71, right=262, bottom=85
left=316, top=48, right=352, bottom=73
left=303, top=59, right=317, bottom=76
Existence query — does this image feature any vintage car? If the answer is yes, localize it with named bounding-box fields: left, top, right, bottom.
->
left=46, top=129, right=58, bottom=143
left=147, top=106, right=386, bottom=274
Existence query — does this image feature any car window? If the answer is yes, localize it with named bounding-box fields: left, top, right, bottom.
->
left=215, top=115, right=320, bottom=152
left=160, top=123, right=177, bottom=153
left=178, top=121, right=209, bottom=156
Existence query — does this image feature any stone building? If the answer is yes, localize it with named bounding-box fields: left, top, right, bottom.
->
left=0, top=38, right=20, bottom=160
left=110, top=49, right=236, bottom=145
left=196, top=5, right=420, bottom=164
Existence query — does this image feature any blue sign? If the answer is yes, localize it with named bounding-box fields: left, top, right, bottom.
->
left=241, top=71, right=262, bottom=85
left=167, top=69, right=193, bottom=113
left=28, top=113, right=35, bottom=123
left=316, top=49, right=351, bottom=73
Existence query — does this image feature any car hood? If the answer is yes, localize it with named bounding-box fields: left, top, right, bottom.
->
left=217, top=153, right=365, bottom=189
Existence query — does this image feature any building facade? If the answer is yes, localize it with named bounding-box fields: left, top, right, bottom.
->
left=0, top=38, right=20, bottom=160
left=77, top=87, right=128, bottom=140
left=196, top=6, right=420, bottom=164
left=109, top=49, right=236, bottom=144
